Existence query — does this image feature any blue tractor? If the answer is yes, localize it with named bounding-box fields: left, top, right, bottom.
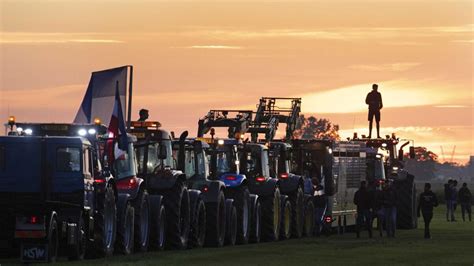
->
left=0, top=119, right=118, bottom=262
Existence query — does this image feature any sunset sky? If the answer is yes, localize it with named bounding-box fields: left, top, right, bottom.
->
left=0, top=0, right=472, bottom=163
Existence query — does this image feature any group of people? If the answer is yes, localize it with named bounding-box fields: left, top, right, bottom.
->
left=444, top=180, right=472, bottom=222
left=354, top=180, right=472, bottom=240
left=353, top=180, right=398, bottom=238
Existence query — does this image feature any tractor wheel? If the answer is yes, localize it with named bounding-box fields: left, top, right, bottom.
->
left=261, top=187, right=281, bottom=242
left=229, top=186, right=251, bottom=245
left=116, top=201, right=135, bottom=255
left=134, top=190, right=150, bottom=252
left=289, top=186, right=304, bottom=238
left=47, top=215, right=59, bottom=263
left=205, top=190, right=226, bottom=247
left=67, top=214, right=86, bottom=260
left=226, top=205, right=237, bottom=246
left=280, top=199, right=292, bottom=240
left=163, top=181, right=190, bottom=249
left=304, top=200, right=315, bottom=237
left=250, top=199, right=261, bottom=243
left=150, top=203, right=166, bottom=251
left=91, top=184, right=117, bottom=257
left=189, top=199, right=206, bottom=248
left=395, top=175, right=417, bottom=229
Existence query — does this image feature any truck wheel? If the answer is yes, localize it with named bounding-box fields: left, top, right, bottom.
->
left=150, top=203, right=166, bottom=251
left=262, top=187, right=281, bottom=242
left=304, top=200, right=315, bottom=237
left=116, top=201, right=135, bottom=255
left=229, top=186, right=251, bottom=245
left=68, top=214, right=86, bottom=260
left=226, top=204, right=237, bottom=246
left=289, top=186, right=304, bottom=238
left=164, top=181, right=190, bottom=249
left=92, top=184, right=117, bottom=257
left=134, top=190, right=150, bottom=252
left=396, top=175, right=417, bottom=229
left=47, top=216, right=59, bottom=263
left=280, top=199, right=292, bottom=240
left=189, top=199, right=206, bottom=248
left=205, top=190, right=226, bottom=247
left=250, top=200, right=261, bottom=243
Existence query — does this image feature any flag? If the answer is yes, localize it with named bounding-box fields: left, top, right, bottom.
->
left=108, top=86, right=129, bottom=159
left=74, top=66, right=128, bottom=126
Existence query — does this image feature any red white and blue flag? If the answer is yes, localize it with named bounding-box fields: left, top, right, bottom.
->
left=108, top=86, right=129, bottom=159
left=74, top=66, right=128, bottom=127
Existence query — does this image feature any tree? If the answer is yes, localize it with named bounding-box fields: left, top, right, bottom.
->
left=292, top=114, right=340, bottom=140
left=405, top=146, right=438, bottom=181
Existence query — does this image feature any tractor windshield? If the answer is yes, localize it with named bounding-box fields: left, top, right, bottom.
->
left=113, top=143, right=137, bottom=179
left=212, top=145, right=239, bottom=177
left=136, top=140, right=174, bottom=175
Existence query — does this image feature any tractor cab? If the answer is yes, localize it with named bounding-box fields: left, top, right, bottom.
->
left=268, top=142, right=294, bottom=180
left=240, top=143, right=271, bottom=186
left=171, top=138, right=210, bottom=183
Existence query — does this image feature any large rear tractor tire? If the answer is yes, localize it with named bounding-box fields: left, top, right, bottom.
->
left=261, top=188, right=281, bottom=242
left=250, top=199, right=261, bottom=243
left=189, top=199, right=206, bottom=248
left=67, top=214, right=86, bottom=260
left=90, top=184, right=117, bottom=257
left=116, top=202, right=135, bottom=255
left=304, top=200, right=315, bottom=237
left=163, top=181, right=190, bottom=250
left=280, top=198, right=292, bottom=240
left=134, top=190, right=150, bottom=252
left=229, top=186, right=251, bottom=245
left=395, top=175, right=417, bottom=229
left=150, top=202, right=166, bottom=251
left=225, top=204, right=237, bottom=246
left=205, top=191, right=226, bottom=247
left=289, top=186, right=304, bottom=238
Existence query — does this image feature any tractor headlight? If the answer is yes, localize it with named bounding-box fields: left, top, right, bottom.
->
left=217, top=139, right=224, bottom=145
left=88, top=128, right=97, bottom=135
left=16, top=127, right=23, bottom=133
left=24, top=128, right=33, bottom=135
left=78, top=128, right=87, bottom=136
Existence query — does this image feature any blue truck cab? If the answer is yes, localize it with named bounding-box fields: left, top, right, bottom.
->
left=0, top=135, right=98, bottom=262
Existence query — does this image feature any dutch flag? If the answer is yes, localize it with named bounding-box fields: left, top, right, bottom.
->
left=108, top=86, right=129, bottom=158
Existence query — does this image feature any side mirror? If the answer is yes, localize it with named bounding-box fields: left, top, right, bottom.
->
left=158, top=144, right=168, bottom=160
left=409, top=146, right=416, bottom=159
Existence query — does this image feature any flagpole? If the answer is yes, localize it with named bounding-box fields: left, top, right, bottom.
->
left=127, top=65, right=133, bottom=130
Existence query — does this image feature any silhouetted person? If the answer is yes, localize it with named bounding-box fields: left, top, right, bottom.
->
left=417, top=183, right=438, bottom=239
left=354, top=181, right=373, bottom=238
left=382, top=181, right=397, bottom=237
left=365, top=84, right=383, bottom=138
left=138, top=109, right=149, bottom=122
left=444, top=179, right=453, bottom=221
left=458, top=183, right=472, bottom=222
left=450, top=180, right=458, bottom=221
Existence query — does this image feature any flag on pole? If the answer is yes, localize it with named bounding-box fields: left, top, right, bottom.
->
left=108, top=85, right=129, bottom=157
left=74, top=66, right=128, bottom=126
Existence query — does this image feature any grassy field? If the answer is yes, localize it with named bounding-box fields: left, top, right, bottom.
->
left=2, top=206, right=472, bottom=266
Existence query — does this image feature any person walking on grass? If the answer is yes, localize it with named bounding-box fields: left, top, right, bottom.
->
left=354, top=181, right=373, bottom=238
left=417, top=183, right=438, bottom=239
left=458, top=183, right=472, bottom=222
left=382, top=181, right=397, bottom=237
left=445, top=179, right=453, bottom=222
left=450, top=180, right=458, bottom=221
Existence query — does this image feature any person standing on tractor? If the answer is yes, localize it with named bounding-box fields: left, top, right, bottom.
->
left=365, top=84, right=383, bottom=139
left=458, top=183, right=471, bottom=222
left=138, top=109, right=149, bottom=122
left=382, top=181, right=397, bottom=237
left=354, top=181, right=373, bottom=238
left=417, top=183, right=438, bottom=239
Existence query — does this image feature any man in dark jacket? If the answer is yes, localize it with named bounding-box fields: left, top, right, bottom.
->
left=382, top=181, right=397, bottom=237
left=444, top=180, right=452, bottom=222
left=458, top=183, right=472, bottom=221
left=417, top=183, right=438, bottom=239
left=365, top=84, right=383, bottom=138
left=354, top=181, right=373, bottom=238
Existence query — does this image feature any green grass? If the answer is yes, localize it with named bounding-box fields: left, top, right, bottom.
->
left=2, top=206, right=473, bottom=266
